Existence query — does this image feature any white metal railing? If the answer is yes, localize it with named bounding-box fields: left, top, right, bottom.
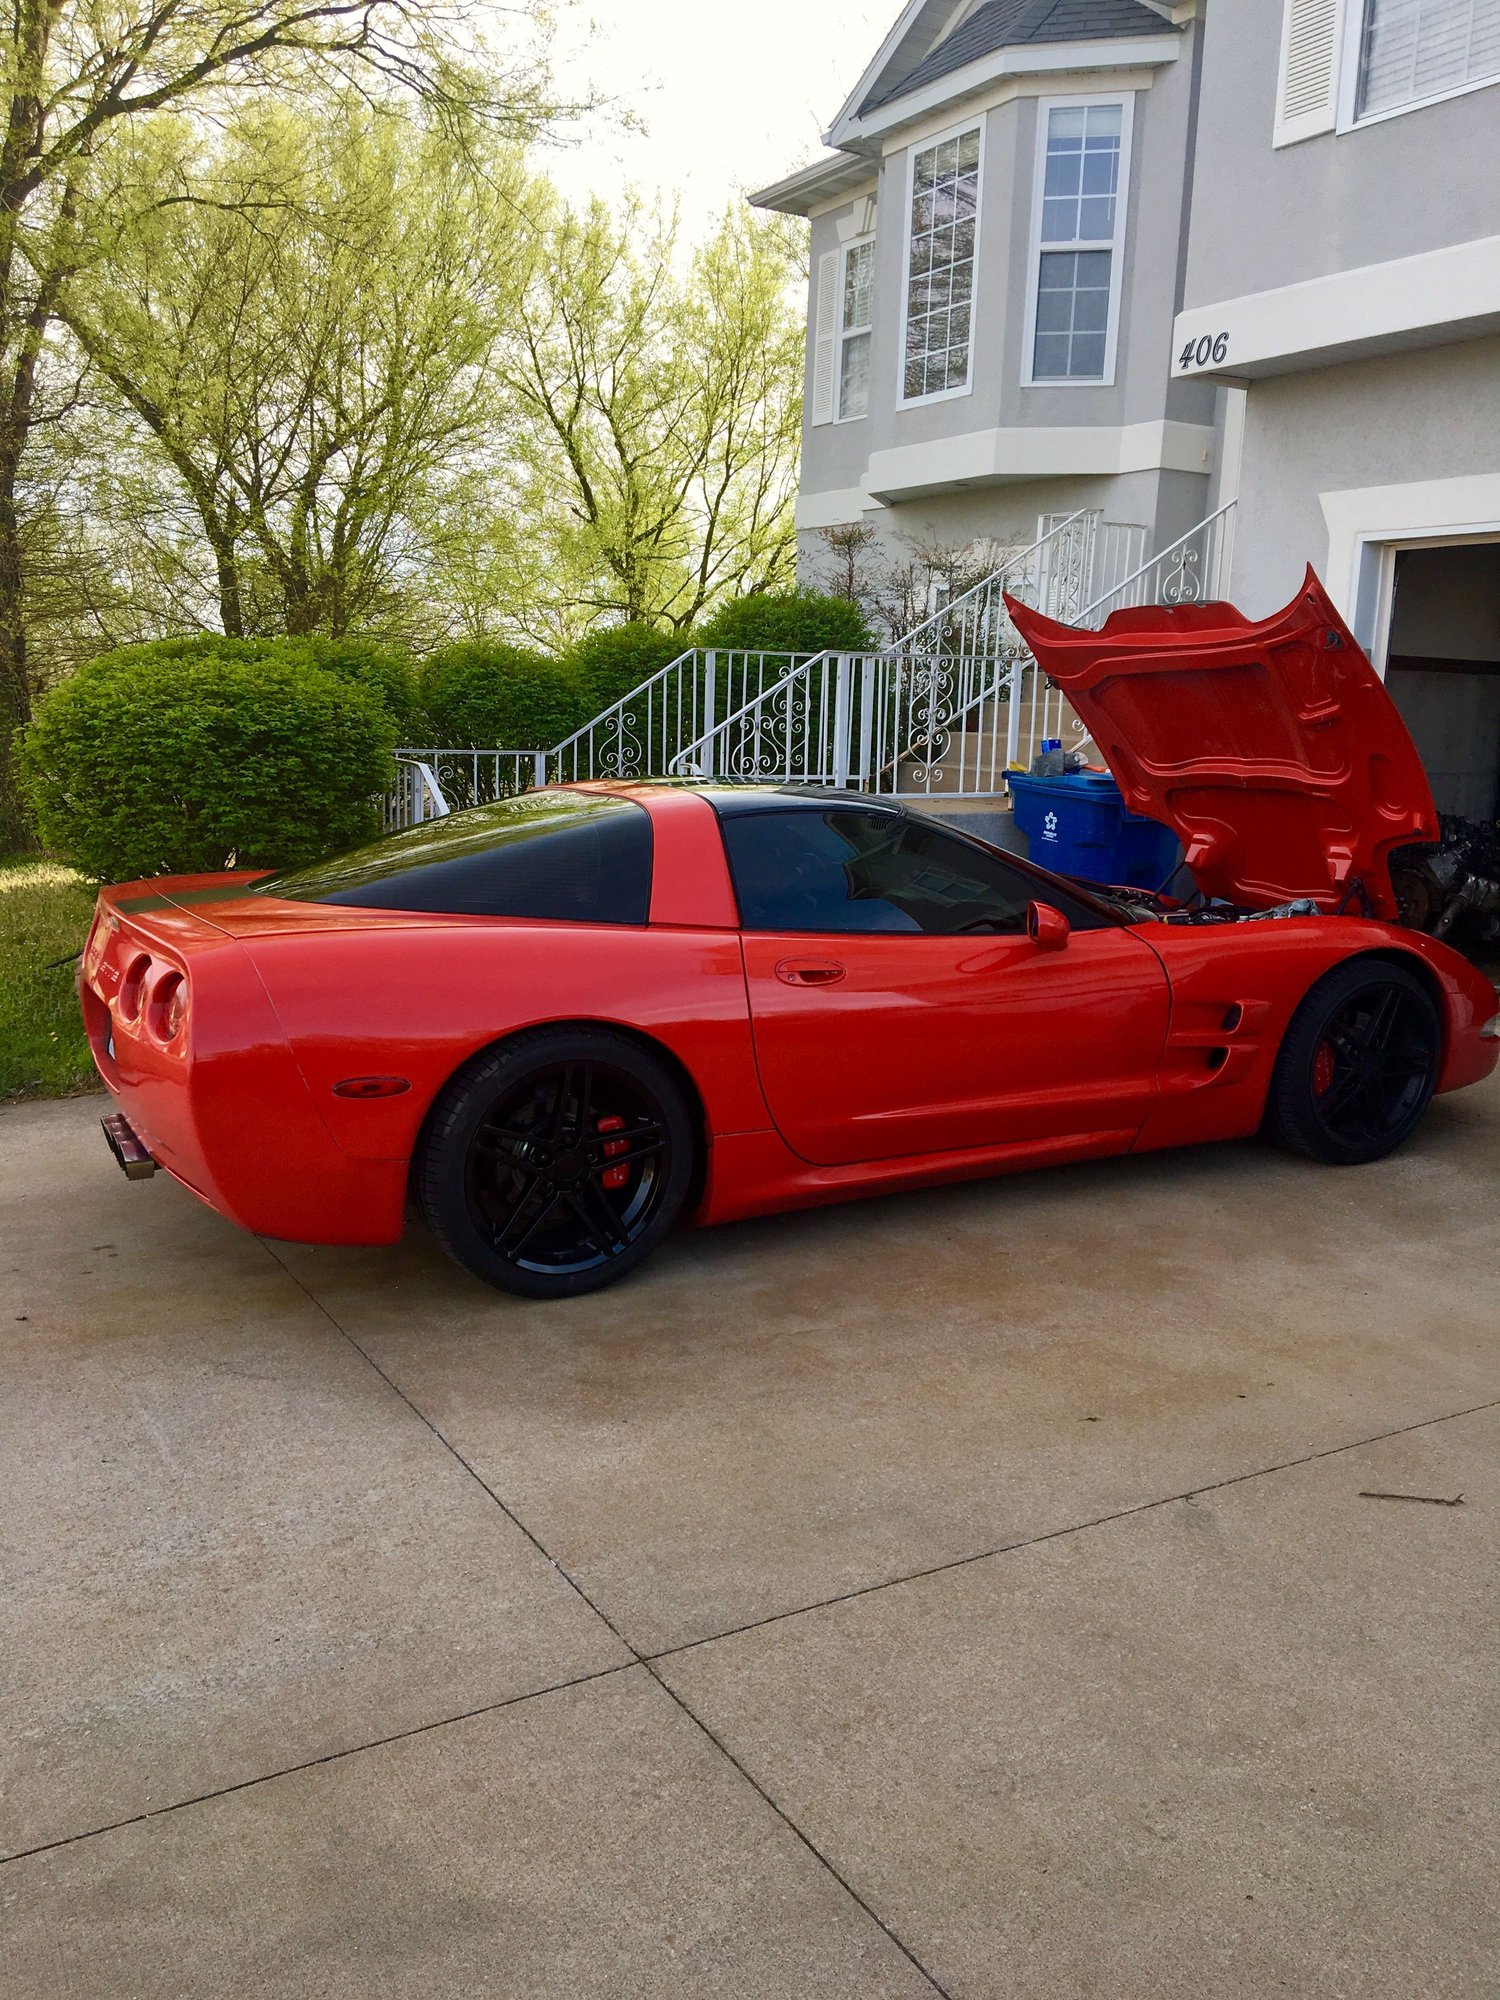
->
left=388, top=747, right=543, bottom=824
left=383, top=757, right=454, bottom=830
left=1075, top=500, right=1236, bottom=628
left=546, top=648, right=804, bottom=784
left=383, top=502, right=1234, bottom=823
left=880, top=507, right=1096, bottom=662
left=669, top=510, right=1105, bottom=796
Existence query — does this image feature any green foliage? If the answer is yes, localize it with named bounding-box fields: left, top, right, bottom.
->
left=298, top=638, right=419, bottom=730
left=21, top=649, right=397, bottom=881
left=565, top=622, right=692, bottom=713
left=697, top=589, right=876, bottom=657
left=0, top=860, right=96, bottom=1101
left=466, top=191, right=801, bottom=637
left=97, top=633, right=418, bottom=728
left=419, top=641, right=589, bottom=749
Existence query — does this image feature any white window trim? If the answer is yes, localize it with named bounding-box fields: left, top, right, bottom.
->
left=1318, top=472, right=1500, bottom=670
left=1020, top=92, right=1134, bottom=391
left=895, top=116, right=985, bottom=411
left=1335, top=0, right=1500, bottom=132
left=835, top=233, right=876, bottom=424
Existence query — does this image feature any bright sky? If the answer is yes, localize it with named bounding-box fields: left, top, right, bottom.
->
left=543, top=0, right=897, bottom=233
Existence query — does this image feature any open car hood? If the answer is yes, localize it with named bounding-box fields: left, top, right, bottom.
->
left=1004, top=568, right=1437, bottom=917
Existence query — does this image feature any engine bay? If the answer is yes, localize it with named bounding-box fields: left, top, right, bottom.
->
left=1079, top=881, right=1324, bottom=929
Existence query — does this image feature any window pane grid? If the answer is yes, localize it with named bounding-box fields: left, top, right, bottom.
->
left=902, top=128, right=980, bottom=401
left=1357, top=0, right=1500, bottom=116
left=1030, top=102, right=1122, bottom=382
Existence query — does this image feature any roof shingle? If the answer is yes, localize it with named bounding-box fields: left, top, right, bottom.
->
left=860, top=0, right=1171, bottom=114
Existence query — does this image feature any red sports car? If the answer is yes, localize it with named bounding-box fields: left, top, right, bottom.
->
left=83, top=573, right=1498, bottom=1298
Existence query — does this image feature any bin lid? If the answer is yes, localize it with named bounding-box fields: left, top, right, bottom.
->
left=1004, top=567, right=1436, bottom=917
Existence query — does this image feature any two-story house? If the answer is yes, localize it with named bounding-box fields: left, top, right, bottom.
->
left=758, top=0, right=1500, bottom=823
left=753, top=0, right=1216, bottom=605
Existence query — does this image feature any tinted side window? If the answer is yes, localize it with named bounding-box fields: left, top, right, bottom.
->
left=255, top=791, right=652, bottom=923
left=723, top=808, right=1103, bottom=935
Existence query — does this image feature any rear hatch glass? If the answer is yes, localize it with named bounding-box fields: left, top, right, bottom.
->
left=252, top=791, right=652, bottom=923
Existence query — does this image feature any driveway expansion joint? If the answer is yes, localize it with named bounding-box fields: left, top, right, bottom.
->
left=0, top=1661, right=638, bottom=1870
left=641, top=1391, right=1500, bottom=1665
left=261, top=1240, right=956, bottom=1998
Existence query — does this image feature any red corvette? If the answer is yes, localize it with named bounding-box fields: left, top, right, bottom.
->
left=83, top=573, right=1497, bottom=1297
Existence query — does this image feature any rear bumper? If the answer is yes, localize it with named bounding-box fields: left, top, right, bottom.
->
left=83, top=898, right=409, bottom=1247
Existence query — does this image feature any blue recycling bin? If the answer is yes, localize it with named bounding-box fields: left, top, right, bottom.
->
left=1007, top=769, right=1180, bottom=891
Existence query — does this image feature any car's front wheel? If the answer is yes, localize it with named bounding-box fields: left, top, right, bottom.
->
left=416, top=1027, right=695, bottom=1298
left=1262, top=959, right=1442, bottom=1165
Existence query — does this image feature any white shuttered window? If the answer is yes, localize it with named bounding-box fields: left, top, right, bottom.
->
left=1356, top=0, right=1500, bottom=116
left=1275, top=0, right=1500, bottom=143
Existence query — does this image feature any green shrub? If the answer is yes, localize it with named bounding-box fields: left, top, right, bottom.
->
left=107, top=633, right=419, bottom=730
left=21, top=650, right=396, bottom=882
left=299, top=637, right=419, bottom=732
left=565, top=622, right=693, bottom=714
left=419, top=641, right=589, bottom=749
left=697, top=589, right=875, bottom=656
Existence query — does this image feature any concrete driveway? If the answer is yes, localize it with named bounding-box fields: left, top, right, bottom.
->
left=3, top=1082, right=1497, bottom=1998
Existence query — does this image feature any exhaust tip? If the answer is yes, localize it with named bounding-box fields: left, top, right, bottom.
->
left=101, top=1111, right=159, bottom=1181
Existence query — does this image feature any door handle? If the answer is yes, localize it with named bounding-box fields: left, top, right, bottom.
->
left=775, top=958, right=847, bottom=986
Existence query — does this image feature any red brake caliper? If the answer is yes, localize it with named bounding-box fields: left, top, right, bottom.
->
left=1312, top=1041, right=1335, bottom=1097
left=598, top=1114, right=629, bottom=1190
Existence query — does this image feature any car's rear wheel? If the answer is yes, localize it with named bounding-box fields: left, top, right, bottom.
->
left=416, top=1027, right=695, bottom=1298
left=1262, top=960, right=1442, bottom=1165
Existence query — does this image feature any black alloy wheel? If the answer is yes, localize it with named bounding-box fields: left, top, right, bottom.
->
left=1263, top=960, right=1442, bottom=1165
left=417, top=1028, right=694, bottom=1297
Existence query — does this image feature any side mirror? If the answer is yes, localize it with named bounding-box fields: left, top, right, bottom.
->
left=1026, top=901, right=1070, bottom=952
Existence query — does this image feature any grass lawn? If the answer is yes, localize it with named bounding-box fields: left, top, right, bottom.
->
left=1, top=857, right=98, bottom=1101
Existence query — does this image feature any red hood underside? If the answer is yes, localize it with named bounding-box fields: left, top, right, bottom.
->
left=1005, top=567, right=1438, bottom=917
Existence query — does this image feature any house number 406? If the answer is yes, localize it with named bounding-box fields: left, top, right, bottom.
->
left=1179, top=331, right=1229, bottom=369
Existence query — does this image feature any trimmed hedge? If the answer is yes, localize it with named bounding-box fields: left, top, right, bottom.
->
left=104, top=633, right=420, bottom=730
left=565, top=622, right=692, bottom=715
left=697, top=589, right=875, bottom=656
left=419, top=641, right=588, bottom=749
left=21, top=650, right=397, bottom=881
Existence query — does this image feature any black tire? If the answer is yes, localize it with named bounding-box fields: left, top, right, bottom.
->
left=1262, top=959, right=1442, bottom=1165
left=415, top=1027, right=695, bottom=1298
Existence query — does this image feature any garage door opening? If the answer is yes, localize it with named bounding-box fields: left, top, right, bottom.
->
left=1383, top=542, right=1500, bottom=821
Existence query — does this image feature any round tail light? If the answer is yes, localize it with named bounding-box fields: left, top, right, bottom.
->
left=152, top=972, right=188, bottom=1044
left=119, top=954, right=152, bottom=1020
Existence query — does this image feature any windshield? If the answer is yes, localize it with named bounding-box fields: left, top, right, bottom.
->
left=253, top=790, right=652, bottom=923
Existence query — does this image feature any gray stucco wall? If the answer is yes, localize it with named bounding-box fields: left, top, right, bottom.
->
left=797, top=462, right=1212, bottom=602
left=1184, top=5, right=1500, bottom=309
left=1229, top=334, right=1500, bottom=615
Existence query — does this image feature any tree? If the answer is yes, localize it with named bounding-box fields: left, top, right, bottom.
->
left=57, top=100, right=527, bottom=646
left=485, top=191, right=802, bottom=635
left=0, top=0, right=562, bottom=847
